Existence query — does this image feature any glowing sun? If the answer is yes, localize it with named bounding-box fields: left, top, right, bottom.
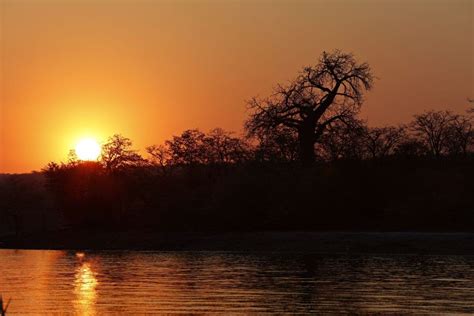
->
left=75, top=138, right=101, bottom=161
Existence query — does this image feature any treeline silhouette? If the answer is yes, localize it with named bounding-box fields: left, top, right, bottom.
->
left=1, top=50, right=473, bottom=235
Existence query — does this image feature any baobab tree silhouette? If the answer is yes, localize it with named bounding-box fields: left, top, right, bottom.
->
left=246, top=50, right=374, bottom=165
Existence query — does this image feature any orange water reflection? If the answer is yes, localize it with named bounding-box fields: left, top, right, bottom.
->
left=1, top=250, right=474, bottom=314
left=74, top=257, right=98, bottom=316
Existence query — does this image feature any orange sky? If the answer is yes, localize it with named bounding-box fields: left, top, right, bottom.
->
left=0, top=0, right=472, bottom=173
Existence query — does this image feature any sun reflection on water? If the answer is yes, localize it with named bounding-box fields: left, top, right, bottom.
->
left=74, top=259, right=98, bottom=316
left=1, top=250, right=474, bottom=314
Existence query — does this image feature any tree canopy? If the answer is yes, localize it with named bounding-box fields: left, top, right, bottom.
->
left=246, top=50, right=374, bottom=165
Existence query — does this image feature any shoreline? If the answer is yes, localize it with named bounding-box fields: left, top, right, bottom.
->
left=1, top=231, right=474, bottom=255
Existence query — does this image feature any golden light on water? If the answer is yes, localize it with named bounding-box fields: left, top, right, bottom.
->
left=74, top=262, right=98, bottom=316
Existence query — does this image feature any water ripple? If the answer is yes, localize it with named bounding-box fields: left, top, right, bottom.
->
left=1, top=250, right=473, bottom=314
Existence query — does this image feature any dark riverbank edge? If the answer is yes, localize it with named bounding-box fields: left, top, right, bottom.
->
left=1, top=231, right=474, bottom=255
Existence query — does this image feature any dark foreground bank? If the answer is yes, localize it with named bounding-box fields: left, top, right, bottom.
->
left=3, top=159, right=474, bottom=235
left=1, top=231, right=474, bottom=255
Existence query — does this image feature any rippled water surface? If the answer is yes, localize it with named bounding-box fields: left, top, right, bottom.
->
left=1, top=250, right=474, bottom=314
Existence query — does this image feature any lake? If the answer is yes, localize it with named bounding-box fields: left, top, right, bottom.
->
left=1, top=249, right=473, bottom=314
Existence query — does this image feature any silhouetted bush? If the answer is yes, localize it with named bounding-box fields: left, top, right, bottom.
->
left=11, top=106, right=464, bottom=234
left=4, top=85, right=474, bottom=235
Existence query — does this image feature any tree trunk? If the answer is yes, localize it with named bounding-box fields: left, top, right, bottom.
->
left=298, top=125, right=315, bottom=166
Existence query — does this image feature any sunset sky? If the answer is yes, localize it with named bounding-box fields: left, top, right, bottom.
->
left=1, top=0, right=472, bottom=173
